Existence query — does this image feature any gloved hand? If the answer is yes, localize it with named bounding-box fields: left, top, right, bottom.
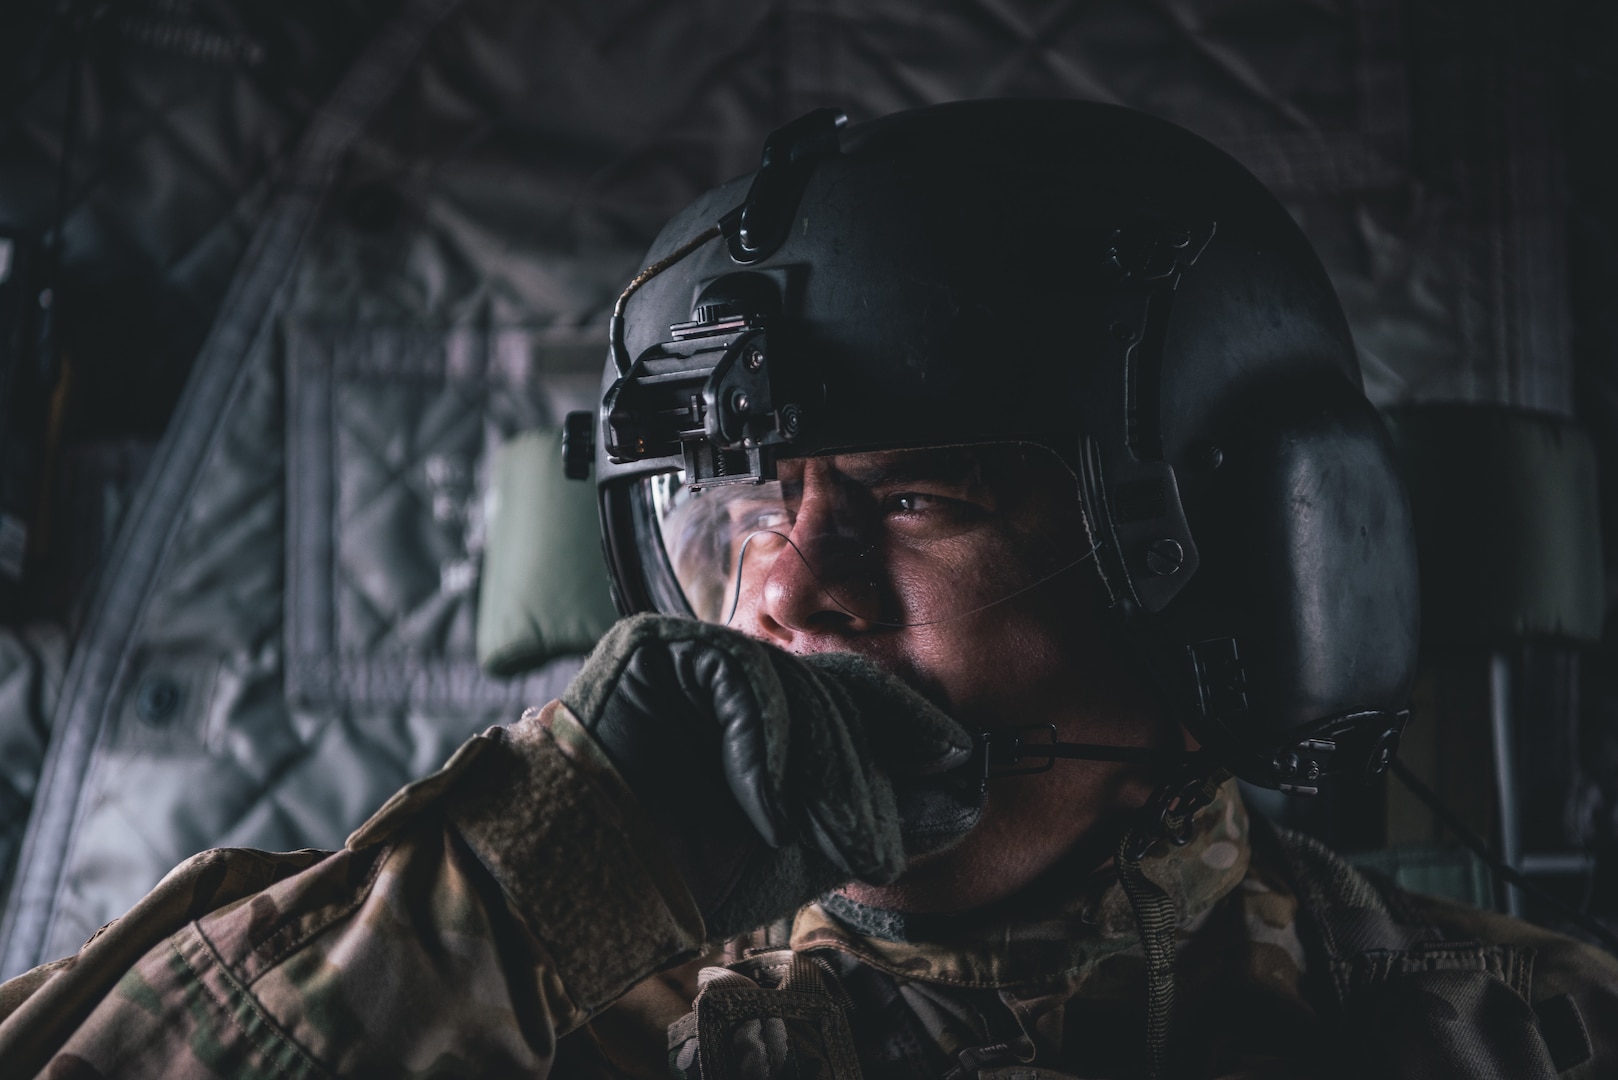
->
left=560, top=613, right=981, bottom=941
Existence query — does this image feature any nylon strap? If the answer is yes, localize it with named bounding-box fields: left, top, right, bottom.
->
left=1114, top=766, right=1230, bottom=1080
left=1116, top=821, right=1177, bottom=1080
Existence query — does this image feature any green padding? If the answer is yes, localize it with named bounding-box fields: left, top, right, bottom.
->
left=1344, top=845, right=1496, bottom=910
left=477, top=429, right=619, bottom=675
left=1384, top=405, right=1603, bottom=646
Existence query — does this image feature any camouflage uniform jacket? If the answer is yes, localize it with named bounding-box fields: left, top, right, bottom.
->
left=1, top=700, right=1615, bottom=1079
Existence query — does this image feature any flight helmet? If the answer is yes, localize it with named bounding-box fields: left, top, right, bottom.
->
left=565, top=100, right=1419, bottom=796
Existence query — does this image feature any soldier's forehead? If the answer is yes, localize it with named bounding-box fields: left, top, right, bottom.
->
left=776, top=448, right=991, bottom=486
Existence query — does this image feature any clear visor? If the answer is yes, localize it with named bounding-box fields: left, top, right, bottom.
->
left=640, top=443, right=1094, bottom=628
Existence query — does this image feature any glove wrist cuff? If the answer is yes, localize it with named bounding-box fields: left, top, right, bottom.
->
left=444, top=702, right=707, bottom=1012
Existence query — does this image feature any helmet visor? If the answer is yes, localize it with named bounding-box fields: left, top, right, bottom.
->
left=639, top=443, right=1093, bottom=628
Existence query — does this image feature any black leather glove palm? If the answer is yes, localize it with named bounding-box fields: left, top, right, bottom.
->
left=561, top=614, right=980, bottom=941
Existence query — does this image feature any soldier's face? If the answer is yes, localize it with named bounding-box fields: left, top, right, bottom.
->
left=725, top=446, right=1179, bottom=912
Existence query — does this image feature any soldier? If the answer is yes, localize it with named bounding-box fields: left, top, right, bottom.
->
left=1, top=100, right=1615, bottom=1079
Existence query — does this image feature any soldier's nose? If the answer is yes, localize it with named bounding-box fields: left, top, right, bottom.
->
left=735, top=464, right=888, bottom=642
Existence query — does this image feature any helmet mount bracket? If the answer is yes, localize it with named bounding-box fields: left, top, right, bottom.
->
left=602, top=269, right=821, bottom=488
left=1077, top=216, right=1215, bottom=615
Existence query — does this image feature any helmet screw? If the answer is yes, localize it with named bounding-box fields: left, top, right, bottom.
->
left=779, top=403, right=803, bottom=439
left=1144, top=538, right=1184, bottom=576
left=731, top=390, right=751, bottom=414
left=1273, top=752, right=1300, bottom=778
left=1305, top=760, right=1322, bottom=782
left=1190, top=441, right=1224, bottom=472
left=745, top=347, right=765, bottom=371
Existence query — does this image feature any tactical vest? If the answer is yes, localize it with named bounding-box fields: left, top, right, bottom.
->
left=666, top=824, right=1596, bottom=1080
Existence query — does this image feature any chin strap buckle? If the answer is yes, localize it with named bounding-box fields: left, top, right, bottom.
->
left=1123, top=764, right=1232, bottom=861
left=978, top=724, right=1060, bottom=785
left=974, top=725, right=1207, bottom=794
left=1115, top=763, right=1228, bottom=1080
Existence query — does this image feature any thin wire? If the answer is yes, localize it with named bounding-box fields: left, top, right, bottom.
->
left=613, top=223, right=724, bottom=321
left=1389, top=759, right=1618, bottom=955
left=609, top=223, right=723, bottom=375
left=717, top=529, right=1098, bottom=628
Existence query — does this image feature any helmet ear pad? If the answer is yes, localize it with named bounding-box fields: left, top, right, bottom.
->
left=1144, top=371, right=1420, bottom=781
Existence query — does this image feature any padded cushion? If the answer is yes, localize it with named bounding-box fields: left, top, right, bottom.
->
left=477, top=429, right=618, bottom=675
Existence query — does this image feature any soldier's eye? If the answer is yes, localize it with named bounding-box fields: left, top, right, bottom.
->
left=891, top=493, right=938, bottom=513
left=881, top=492, right=990, bottom=539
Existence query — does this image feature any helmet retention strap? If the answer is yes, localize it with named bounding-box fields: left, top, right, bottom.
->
left=1115, top=763, right=1230, bottom=1080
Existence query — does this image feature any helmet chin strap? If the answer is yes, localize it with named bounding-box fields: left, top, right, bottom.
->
left=1112, top=762, right=1231, bottom=1080
left=976, top=723, right=1204, bottom=786
left=977, top=724, right=1229, bottom=1080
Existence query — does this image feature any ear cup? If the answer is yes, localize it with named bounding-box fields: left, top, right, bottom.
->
left=1149, top=373, right=1419, bottom=786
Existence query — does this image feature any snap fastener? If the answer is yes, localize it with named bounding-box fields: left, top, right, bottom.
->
left=136, top=675, right=181, bottom=725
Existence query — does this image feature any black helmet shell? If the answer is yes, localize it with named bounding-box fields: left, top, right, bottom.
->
left=592, top=100, right=1419, bottom=792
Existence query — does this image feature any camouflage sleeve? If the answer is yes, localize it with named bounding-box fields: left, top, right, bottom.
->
left=0, top=700, right=706, bottom=1079
left=1400, top=891, right=1618, bottom=1078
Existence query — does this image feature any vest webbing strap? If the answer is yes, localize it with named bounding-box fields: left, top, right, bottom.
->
left=1115, top=824, right=1177, bottom=1080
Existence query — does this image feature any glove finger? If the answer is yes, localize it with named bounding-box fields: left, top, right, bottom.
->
left=795, top=652, right=980, bottom=866
left=892, top=769, right=984, bottom=858
left=569, top=617, right=725, bottom=810
left=801, top=653, right=975, bottom=775
left=802, top=797, right=905, bottom=883
left=670, top=637, right=793, bottom=849
left=770, top=653, right=907, bottom=879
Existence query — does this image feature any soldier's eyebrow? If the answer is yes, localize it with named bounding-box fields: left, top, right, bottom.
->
left=834, top=450, right=987, bottom=490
